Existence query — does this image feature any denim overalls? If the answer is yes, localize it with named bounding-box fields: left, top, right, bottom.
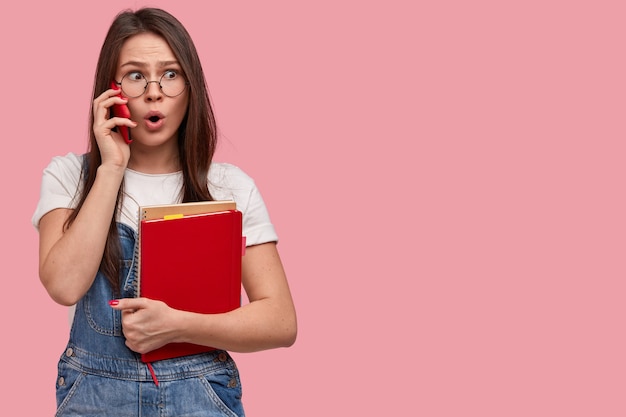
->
left=54, top=223, right=245, bottom=417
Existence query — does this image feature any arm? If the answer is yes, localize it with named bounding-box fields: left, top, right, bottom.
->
left=38, top=165, right=125, bottom=305
left=38, top=89, right=135, bottom=306
left=113, top=242, right=297, bottom=353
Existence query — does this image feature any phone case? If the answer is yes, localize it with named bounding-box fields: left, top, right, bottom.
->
left=110, top=81, right=132, bottom=143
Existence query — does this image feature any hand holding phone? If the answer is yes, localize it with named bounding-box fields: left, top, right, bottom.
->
left=110, top=81, right=132, bottom=143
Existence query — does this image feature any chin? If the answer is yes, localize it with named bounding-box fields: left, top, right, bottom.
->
left=132, top=132, right=178, bottom=147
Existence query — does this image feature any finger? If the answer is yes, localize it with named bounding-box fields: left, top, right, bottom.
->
left=93, top=89, right=124, bottom=111
left=95, top=87, right=126, bottom=101
left=108, top=116, right=137, bottom=129
left=95, top=116, right=136, bottom=146
left=105, top=118, right=136, bottom=143
left=108, top=298, right=148, bottom=311
left=93, top=92, right=129, bottom=122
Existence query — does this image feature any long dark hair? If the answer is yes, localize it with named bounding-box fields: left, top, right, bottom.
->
left=65, top=8, right=217, bottom=293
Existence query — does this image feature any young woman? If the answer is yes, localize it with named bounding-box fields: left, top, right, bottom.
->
left=32, top=8, right=296, bottom=416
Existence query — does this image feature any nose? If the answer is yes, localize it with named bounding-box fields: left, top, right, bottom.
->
left=144, top=80, right=163, bottom=101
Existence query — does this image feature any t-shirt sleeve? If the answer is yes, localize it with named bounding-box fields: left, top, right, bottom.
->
left=31, top=153, right=83, bottom=230
left=209, top=163, right=278, bottom=246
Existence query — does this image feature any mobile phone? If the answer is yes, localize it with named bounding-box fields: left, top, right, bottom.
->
left=110, top=81, right=132, bottom=143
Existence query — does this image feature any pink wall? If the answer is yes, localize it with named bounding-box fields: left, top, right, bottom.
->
left=2, top=0, right=625, bottom=415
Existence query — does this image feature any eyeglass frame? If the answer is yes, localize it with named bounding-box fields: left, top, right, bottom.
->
left=114, top=71, right=190, bottom=98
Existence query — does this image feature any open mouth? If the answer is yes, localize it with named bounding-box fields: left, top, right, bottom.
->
left=144, top=112, right=165, bottom=130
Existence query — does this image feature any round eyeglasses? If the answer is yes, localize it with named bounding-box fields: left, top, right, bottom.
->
left=114, top=70, right=189, bottom=98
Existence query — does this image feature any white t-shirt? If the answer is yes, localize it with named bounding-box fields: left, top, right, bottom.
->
left=32, top=152, right=278, bottom=246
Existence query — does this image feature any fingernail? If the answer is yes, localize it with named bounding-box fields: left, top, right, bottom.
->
left=108, top=299, right=119, bottom=306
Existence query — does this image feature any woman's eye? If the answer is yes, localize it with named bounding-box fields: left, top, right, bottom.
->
left=163, top=70, right=178, bottom=80
left=127, top=72, right=144, bottom=81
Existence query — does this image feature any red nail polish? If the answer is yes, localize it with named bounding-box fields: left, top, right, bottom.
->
left=108, top=299, right=119, bottom=306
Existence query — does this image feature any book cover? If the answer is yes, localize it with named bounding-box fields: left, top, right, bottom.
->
left=137, top=202, right=243, bottom=363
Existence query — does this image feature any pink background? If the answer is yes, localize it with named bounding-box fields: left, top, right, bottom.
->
left=2, top=0, right=625, bottom=415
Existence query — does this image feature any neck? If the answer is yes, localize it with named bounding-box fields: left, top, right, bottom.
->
left=127, top=143, right=181, bottom=174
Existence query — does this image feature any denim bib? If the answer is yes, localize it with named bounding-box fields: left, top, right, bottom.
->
left=54, top=223, right=245, bottom=416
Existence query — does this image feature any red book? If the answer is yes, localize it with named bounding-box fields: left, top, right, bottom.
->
left=137, top=201, right=243, bottom=363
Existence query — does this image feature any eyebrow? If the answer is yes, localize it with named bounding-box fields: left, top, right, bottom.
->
left=120, top=60, right=181, bottom=68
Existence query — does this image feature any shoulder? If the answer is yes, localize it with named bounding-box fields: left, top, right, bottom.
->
left=208, top=162, right=258, bottom=199
left=209, top=162, right=255, bottom=187
left=32, top=152, right=85, bottom=229
left=208, top=162, right=278, bottom=245
left=43, top=152, right=84, bottom=178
